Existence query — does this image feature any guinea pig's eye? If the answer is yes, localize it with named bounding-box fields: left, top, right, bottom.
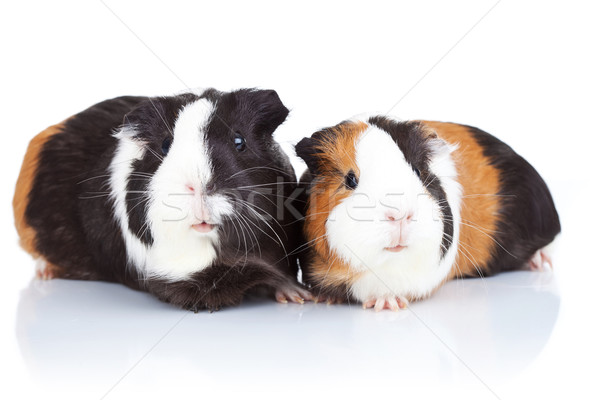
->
left=234, top=133, right=246, bottom=152
left=161, top=137, right=173, bottom=156
left=344, top=170, right=359, bottom=190
left=413, top=166, right=421, bottom=178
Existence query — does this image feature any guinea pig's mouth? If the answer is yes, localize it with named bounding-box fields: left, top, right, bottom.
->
left=384, top=244, right=407, bottom=253
left=191, top=221, right=215, bottom=233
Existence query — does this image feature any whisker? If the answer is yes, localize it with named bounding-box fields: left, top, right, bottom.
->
left=461, top=193, right=516, bottom=198
left=233, top=197, right=286, bottom=233
left=234, top=198, right=288, bottom=252
left=144, top=145, right=164, bottom=162
left=315, top=258, right=337, bottom=300
left=235, top=181, right=301, bottom=189
left=286, top=233, right=328, bottom=256
left=77, top=174, right=113, bottom=185
left=226, top=188, right=279, bottom=208
left=226, top=165, right=291, bottom=180
left=228, top=210, right=251, bottom=267
left=79, top=193, right=113, bottom=200
left=436, top=226, right=489, bottom=289
left=236, top=211, right=262, bottom=260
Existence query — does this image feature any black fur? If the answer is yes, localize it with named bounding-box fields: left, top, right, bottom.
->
left=23, top=89, right=305, bottom=310
left=27, top=96, right=146, bottom=282
left=466, top=125, right=561, bottom=274
left=144, top=259, right=294, bottom=312
left=295, top=128, right=338, bottom=176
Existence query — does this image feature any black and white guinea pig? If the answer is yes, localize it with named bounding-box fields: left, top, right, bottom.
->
left=295, top=116, right=561, bottom=311
left=13, top=88, right=311, bottom=311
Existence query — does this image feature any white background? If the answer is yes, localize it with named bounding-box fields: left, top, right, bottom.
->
left=1, top=1, right=599, bottom=399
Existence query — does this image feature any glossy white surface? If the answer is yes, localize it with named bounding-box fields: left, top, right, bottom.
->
left=2, top=1, right=599, bottom=399
left=16, top=271, right=559, bottom=395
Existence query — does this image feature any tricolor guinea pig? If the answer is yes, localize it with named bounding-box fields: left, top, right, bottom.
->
left=295, top=116, right=560, bottom=311
left=13, top=88, right=311, bottom=311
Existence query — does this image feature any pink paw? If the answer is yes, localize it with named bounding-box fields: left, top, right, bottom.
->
left=362, top=295, right=409, bottom=312
left=35, top=259, right=54, bottom=280
left=528, top=250, right=553, bottom=271
left=275, top=285, right=313, bottom=304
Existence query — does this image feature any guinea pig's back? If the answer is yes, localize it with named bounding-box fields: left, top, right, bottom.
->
left=13, top=96, right=146, bottom=280
left=420, top=121, right=561, bottom=277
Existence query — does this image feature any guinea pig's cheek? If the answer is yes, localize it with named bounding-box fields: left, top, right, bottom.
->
left=160, top=192, right=193, bottom=222
left=147, top=196, right=184, bottom=235
left=406, top=202, right=445, bottom=258
left=325, top=197, right=382, bottom=271
left=414, top=197, right=444, bottom=236
left=206, top=195, right=234, bottom=221
left=344, top=192, right=377, bottom=222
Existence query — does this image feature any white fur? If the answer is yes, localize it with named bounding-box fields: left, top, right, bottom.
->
left=325, top=121, right=462, bottom=302
left=110, top=98, right=234, bottom=281
left=428, top=139, right=462, bottom=290
left=109, top=127, right=149, bottom=270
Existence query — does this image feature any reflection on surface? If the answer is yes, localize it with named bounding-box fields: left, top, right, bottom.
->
left=16, top=271, right=559, bottom=390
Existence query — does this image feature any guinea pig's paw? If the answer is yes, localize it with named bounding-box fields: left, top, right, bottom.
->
left=193, top=305, right=220, bottom=314
left=34, top=259, right=56, bottom=280
left=312, top=294, right=345, bottom=305
left=362, top=295, right=409, bottom=312
left=184, top=299, right=229, bottom=313
left=527, top=249, right=553, bottom=271
left=275, top=284, right=313, bottom=304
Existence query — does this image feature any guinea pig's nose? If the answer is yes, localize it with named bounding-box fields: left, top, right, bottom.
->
left=385, top=210, right=413, bottom=223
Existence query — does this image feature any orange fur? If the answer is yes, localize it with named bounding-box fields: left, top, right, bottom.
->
left=13, top=122, right=66, bottom=257
left=304, top=121, right=368, bottom=290
left=420, top=121, right=501, bottom=278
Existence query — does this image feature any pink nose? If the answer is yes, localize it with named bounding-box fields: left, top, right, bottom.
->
left=385, top=210, right=413, bottom=222
left=385, top=210, right=413, bottom=247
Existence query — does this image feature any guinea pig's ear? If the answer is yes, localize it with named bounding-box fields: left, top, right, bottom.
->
left=117, top=110, right=144, bottom=140
left=120, top=112, right=138, bottom=133
left=295, top=137, right=321, bottom=175
left=118, top=97, right=164, bottom=139
left=423, top=127, right=455, bottom=157
left=246, top=89, right=290, bottom=136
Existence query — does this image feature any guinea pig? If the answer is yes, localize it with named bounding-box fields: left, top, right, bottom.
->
left=295, top=116, right=561, bottom=311
left=13, top=88, right=311, bottom=311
